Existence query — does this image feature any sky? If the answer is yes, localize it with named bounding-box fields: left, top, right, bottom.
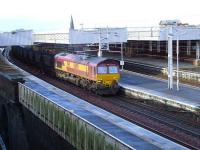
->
left=1, top=0, right=200, bottom=33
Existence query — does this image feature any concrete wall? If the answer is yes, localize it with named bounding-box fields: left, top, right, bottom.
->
left=0, top=73, right=74, bottom=150
left=0, top=74, right=29, bottom=150
left=21, top=107, right=75, bottom=150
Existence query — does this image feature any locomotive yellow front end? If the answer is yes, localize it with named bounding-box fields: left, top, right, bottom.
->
left=97, top=73, right=120, bottom=87
left=96, top=64, right=120, bottom=95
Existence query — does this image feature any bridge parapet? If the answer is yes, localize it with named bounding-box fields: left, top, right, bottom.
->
left=18, top=83, right=133, bottom=150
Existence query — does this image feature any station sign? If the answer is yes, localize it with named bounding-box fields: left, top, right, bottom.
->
left=120, top=60, right=124, bottom=66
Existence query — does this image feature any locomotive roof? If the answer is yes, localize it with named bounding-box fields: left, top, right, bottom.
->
left=55, top=53, right=117, bottom=66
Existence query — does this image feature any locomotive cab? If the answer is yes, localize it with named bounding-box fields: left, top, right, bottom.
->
left=96, top=62, right=120, bottom=88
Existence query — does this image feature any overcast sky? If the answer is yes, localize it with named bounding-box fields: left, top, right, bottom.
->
left=1, top=0, right=200, bottom=32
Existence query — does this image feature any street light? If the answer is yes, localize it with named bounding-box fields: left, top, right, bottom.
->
left=168, top=26, right=173, bottom=90
left=120, top=42, right=124, bottom=70
left=173, top=27, right=187, bottom=91
left=97, top=27, right=110, bottom=57
left=113, top=33, right=124, bottom=70
left=176, top=37, right=179, bottom=91
left=98, top=28, right=102, bottom=57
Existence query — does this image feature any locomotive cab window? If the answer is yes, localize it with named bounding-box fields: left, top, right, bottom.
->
left=97, top=66, right=107, bottom=74
left=108, top=66, right=118, bottom=74
left=56, top=61, right=62, bottom=68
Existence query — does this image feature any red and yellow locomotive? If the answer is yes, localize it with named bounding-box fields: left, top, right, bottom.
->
left=55, top=53, right=120, bottom=95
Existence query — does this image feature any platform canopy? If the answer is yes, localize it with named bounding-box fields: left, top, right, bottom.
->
left=69, top=27, right=127, bottom=44
left=160, top=26, right=200, bottom=40
left=0, top=30, right=33, bottom=46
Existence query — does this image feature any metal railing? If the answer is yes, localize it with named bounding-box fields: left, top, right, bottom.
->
left=33, top=33, right=69, bottom=44
left=33, top=27, right=161, bottom=43
left=33, top=26, right=200, bottom=43
left=162, top=68, right=200, bottom=83
left=127, top=27, right=160, bottom=40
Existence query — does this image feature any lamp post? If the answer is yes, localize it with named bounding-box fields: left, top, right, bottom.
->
left=120, top=42, right=124, bottom=70
left=174, top=28, right=187, bottom=91
left=107, top=26, right=109, bottom=50
left=98, top=28, right=102, bottom=57
left=176, top=37, right=179, bottom=91
left=168, top=26, right=173, bottom=90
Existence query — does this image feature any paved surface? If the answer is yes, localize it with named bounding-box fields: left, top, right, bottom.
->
left=109, top=56, right=200, bottom=72
left=125, top=57, right=193, bottom=69
left=24, top=75, right=188, bottom=150
left=119, top=71, right=200, bottom=109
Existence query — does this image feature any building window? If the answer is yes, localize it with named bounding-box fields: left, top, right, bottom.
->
left=56, top=61, right=62, bottom=68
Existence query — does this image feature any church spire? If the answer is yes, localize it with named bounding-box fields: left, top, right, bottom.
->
left=70, top=15, right=74, bottom=30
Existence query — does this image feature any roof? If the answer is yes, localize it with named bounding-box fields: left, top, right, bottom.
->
left=55, top=53, right=117, bottom=66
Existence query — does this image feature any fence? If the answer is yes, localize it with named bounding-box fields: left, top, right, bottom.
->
left=162, top=68, right=200, bottom=83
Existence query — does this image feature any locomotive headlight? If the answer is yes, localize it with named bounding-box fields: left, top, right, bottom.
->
left=97, top=80, right=103, bottom=83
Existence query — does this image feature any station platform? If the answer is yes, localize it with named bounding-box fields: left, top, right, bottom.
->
left=119, top=71, right=200, bottom=114
left=125, top=56, right=195, bottom=70
left=23, top=74, right=187, bottom=150
left=111, top=56, right=199, bottom=72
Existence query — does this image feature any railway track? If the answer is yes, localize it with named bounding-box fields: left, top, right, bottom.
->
left=106, top=96, right=200, bottom=149
left=8, top=52, right=200, bottom=150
